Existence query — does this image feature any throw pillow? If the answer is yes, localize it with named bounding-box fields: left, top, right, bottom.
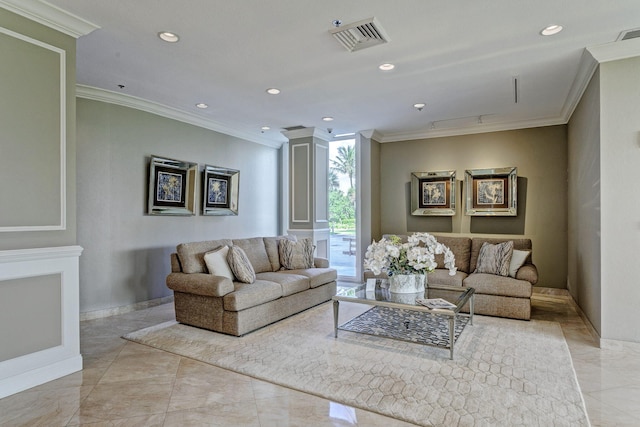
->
left=227, top=246, right=256, bottom=284
left=474, top=241, right=514, bottom=277
left=279, top=238, right=315, bottom=270
left=203, top=246, right=234, bottom=281
left=509, top=249, right=531, bottom=277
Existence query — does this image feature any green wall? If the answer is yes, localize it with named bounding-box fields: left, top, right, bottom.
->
left=376, top=125, right=568, bottom=288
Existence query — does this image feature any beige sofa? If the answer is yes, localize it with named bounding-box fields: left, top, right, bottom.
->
left=166, top=236, right=337, bottom=336
left=364, top=235, right=538, bottom=320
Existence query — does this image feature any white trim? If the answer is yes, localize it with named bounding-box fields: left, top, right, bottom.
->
left=0, top=245, right=83, bottom=399
left=282, top=127, right=332, bottom=141
left=80, top=295, right=174, bottom=321
left=76, top=85, right=284, bottom=149
left=291, top=143, right=310, bottom=223
left=0, top=0, right=99, bottom=38
left=0, top=27, right=66, bottom=232
left=560, top=50, right=599, bottom=123
left=376, top=116, right=567, bottom=143
left=315, top=144, right=329, bottom=223
left=588, top=37, right=640, bottom=64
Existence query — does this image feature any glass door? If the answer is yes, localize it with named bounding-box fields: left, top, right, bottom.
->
left=329, top=139, right=357, bottom=279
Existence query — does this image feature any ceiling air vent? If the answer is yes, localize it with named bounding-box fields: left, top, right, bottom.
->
left=329, top=17, right=390, bottom=52
left=618, top=28, right=640, bottom=41
left=282, top=125, right=307, bottom=131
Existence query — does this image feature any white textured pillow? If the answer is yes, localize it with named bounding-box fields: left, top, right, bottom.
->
left=509, top=249, right=531, bottom=277
left=475, top=241, right=514, bottom=277
left=279, top=238, right=315, bottom=270
left=227, top=246, right=256, bottom=283
left=203, top=246, right=234, bottom=280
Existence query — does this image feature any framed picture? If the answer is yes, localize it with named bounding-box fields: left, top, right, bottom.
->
left=464, top=167, right=517, bottom=216
left=410, top=170, right=456, bottom=216
left=203, top=165, right=239, bottom=216
left=148, top=156, right=198, bottom=215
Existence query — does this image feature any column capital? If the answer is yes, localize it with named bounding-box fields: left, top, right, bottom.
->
left=282, top=127, right=332, bottom=142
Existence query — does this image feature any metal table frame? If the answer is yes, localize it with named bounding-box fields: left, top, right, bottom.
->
left=332, top=283, right=475, bottom=359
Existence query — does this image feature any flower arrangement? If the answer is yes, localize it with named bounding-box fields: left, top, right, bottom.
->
left=364, top=233, right=457, bottom=277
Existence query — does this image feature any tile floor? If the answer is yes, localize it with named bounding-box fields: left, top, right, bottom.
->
left=1, top=287, right=639, bottom=426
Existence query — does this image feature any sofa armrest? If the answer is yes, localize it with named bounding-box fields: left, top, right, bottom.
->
left=166, top=272, right=234, bottom=297
left=516, top=264, right=538, bottom=285
left=314, top=257, right=329, bottom=268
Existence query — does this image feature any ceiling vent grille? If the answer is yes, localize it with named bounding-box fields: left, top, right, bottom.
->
left=618, top=28, right=640, bottom=41
left=329, top=17, right=390, bottom=52
left=282, top=125, right=307, bottom=131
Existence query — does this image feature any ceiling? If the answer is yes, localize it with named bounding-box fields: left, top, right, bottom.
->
left=27, top=1, right=640, bottom=146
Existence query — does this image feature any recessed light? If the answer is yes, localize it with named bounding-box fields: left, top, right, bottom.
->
left=261, top=126, right=271, bottom=131
left=322, top=116, right=334, bottom=122
left=158, top=31, right=180, bottom=43
left=379, top=63, right=395, bottom=71
left=540, top=25, right=563, bottom=36
left=413, top=103, right=426, bottom=111
left=195, top=103, right=208, bottom=109
left=266, top=88, right=281, bottom=95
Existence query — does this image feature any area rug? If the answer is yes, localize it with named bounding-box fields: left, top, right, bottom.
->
left=123, top=302, right=589, bottom=426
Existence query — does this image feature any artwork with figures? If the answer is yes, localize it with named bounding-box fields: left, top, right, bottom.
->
left=476, top=179, right=504, bottom=205
left=411, top=170, right=456, bottom=216
left=465, top=167, right=517, bottom=216
left=422, top=181, right=447, bottom=206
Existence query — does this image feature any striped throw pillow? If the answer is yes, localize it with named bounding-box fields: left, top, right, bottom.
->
left=279, top=238, right=315, bottom=270
left=474, top=241, right=514, bottom=277
left=227, top=246, right=256, bottom=283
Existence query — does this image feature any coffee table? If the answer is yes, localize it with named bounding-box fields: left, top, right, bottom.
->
left=332, top=281, right=475, bottom=359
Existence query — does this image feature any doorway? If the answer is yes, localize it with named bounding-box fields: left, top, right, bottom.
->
left=329, top=139, right=356, bottom=279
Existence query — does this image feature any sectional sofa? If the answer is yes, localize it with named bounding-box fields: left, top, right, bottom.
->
left=166, top=236, right=337, bottom=336
left=364, top=234, right=538, bottom=320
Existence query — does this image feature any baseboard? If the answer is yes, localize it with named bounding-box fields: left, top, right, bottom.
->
left=564, top=292, right=602, bottom=347
left=80, top=295, right=174, bottom=321
left=0, top=353, right=82, bottom=399
left=600, top=338, right=640, bottom=351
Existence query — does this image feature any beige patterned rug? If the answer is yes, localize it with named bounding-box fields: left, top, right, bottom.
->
left=123, top=302, right=589, bottom=426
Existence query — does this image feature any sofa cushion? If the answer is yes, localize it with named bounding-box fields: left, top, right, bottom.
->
left=177, top=239, right=234, bottom=273
left=474, top=241, right=514, bottom=276
left=283, top=268, right=337, bottom=288
left=463, top=273, right=532, bottom=298
left=433, top=236, right=472, bottom=273
left=427, top=270, right=467, bottom=287
left=227, top=246, right=256, bottom=284
left=256, top=272, right=310, bottom=296
left=264, top=235, right=297, bottom=271
left=204, top=246, right=234, bottom=280
left=232, top=237, right=273, bottom=273
left=470, top=238, right=532, bottom=272
left=509, top=249, right=531, bottom=277
left=223, top=280, right=283, bottom=311
left=279, top=238, right=315, bottom=270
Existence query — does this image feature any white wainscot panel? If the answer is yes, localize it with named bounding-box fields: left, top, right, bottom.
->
left=0, top=246, right=83, bottom=399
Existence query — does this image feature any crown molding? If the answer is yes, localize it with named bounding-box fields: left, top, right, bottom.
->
left=376, top=116, right=566, bottom=143
left=281, top=127, right=332, bottom=142
left=0, top=0, right=99, bottom=38
left=560, top=49, right=599, bottom=123
left=76, top=85, right=283, bottom=149
left=588, top=37, right=640, bottom=63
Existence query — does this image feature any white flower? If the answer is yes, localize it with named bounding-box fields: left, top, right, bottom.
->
left=364, top=233, right=457, bottom=276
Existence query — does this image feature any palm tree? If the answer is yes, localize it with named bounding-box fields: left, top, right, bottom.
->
left=330, top=145, right=355, bottom=189
left=329, top=168, right=340, bottom=191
